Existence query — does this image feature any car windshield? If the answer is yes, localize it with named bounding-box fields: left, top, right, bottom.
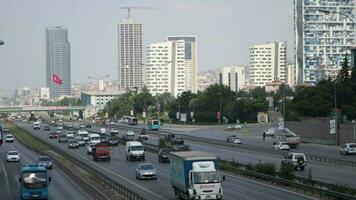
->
left=6, top=135, right=13, bottom=138
left=193, top=171, right=219, bottom=184
left=70, top=141, right=77, bottom=144
left=23, top=171, right=47, bottom=189
left=140, top=164, right=154, bottom=170
left=160, top=149, right=170, bottom=154
left=8, top=151, right=19, bottom=155
left=130, top=146, right=143, bottom=151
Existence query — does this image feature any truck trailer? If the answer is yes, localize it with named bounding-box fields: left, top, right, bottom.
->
left=170, top=151, right=224, bottom=200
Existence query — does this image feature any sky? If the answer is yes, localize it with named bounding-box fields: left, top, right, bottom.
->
left=0, top=0, right=294, bottom=95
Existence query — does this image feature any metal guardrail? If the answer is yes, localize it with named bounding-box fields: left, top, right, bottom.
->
left=17, top=123, right=146, bottom=200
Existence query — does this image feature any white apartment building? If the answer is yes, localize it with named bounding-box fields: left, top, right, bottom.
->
left=249, top=42, right=287, bottom=87
left=287, top=64, right=296, bottom=87
left=39, top=87, right=50, bottom=100
left=218, top=66, right=246, bottom=92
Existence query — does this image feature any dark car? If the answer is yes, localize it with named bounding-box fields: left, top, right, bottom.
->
left=49, top=132, right=59, bottom=139
left=108, top=137, right=118, bottom=146
left=85, top=124, right=92, bottom=128
left=38, top=156, right=53, bottom=169
left=44, top=126, right=51, bottom=131
left=68, top=140, right=80, bottom=149
left=100, top=136, right=109, bottom=145
left=158, top=148, right=171, bottom=163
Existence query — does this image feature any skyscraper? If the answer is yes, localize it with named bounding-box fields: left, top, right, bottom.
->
left=249, top=42, right=287, bottom=87
left=167, top=36, right=197, bottom=93
left=118, top=17, right=143, bottom=91
left=218, top=66, right=246, bottom=92
left=294, top=0, right=355, bottom=83
left=46, top=26, right=71, bottom=98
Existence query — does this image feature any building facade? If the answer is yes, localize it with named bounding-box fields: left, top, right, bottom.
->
left=39, top=87, right=50, bottom=100
left=218, top=66, right=246, bottom=92
left=145, top=41, right=186, bottom=97
left=167, top=36, right=197, bottom=93
left=81, top=91, right=119, bottom=109
left=249, top=42, right=287, bottom=87
left=46, top=26, right=71, bottom=99
left=118, top=17, right=143, bottom=91
left=294, top=0, right=355, bottom=83
left=287, top=64, right=297, bottom=87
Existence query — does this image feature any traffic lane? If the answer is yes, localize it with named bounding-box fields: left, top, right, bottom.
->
left=1, top=130, right=89, bottom=200
left=19, top=122, right=316, bottom=200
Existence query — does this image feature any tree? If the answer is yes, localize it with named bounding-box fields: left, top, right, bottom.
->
left=337, top=55, right=350, bottom=83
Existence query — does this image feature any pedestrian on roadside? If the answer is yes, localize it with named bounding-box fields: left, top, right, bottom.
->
left=263, top=132, right=266, bottom=140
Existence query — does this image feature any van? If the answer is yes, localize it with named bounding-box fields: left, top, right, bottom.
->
left=77, top=130, right=89, bottom=142
left=89, top=133, right=101, bottom=145
left=125, top=141, right=145, bottom=161
left=33, top=121, right=40, bottom=130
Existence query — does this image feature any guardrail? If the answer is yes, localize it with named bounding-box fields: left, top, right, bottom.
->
left=17, top=123, right=146, bottom=200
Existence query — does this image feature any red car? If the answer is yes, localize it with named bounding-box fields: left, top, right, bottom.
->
left=49, top=132, right=59, bottom=139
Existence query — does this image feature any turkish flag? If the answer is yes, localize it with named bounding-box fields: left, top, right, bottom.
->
left=52, top=74, right=63, bottom=85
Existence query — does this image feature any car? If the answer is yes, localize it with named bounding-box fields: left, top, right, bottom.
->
left=158, top=148, right=170, bottom=163
left=6, top=151, right=20, bottom=162
left=281, top=153, right=307, bottom=171
left=44, top=126, right=51, bottom=131
left=110, top=128, right=119, bottom=136
left=79, top=124, right=86, bottom=129
left=108, top=137, right=119, bottom=146
left=38, top=156, right=53, bottom=169
left=138, top=128, right=149, bottom=141
left=232, top=137, right=242, bottom=144
left=74, top=136, right=86, bottom=146
left=135, top=163, right=157, bottom=180
left=122, top=130, right=137, bottom=141
left=85, top=124, right=92, bottom=128
left=340, top=143, right=356, bottom=155
left=2, top=128, right=10, bottom=133
left=226, top=124, right=242, bottom=130
left=57, top=126, right=63, bottom=131
left=87, top=144, right=95, bottom=154
left=273, top=142, right=290, bottom=151
left=100, top=136, right=110, bottom=145
left=68, top=140, right=80, bottom=149
left=264, top=128, right=276, bottom=137
left=226, top=135, right=238, bottom=143
left=5, top=134, right=14, bottom=143
left=66, top=131, right=75, bottom=138
left=59, top=134, right=68, bottom=143
left=49, top=132, right=59, bottom=139
left=51, top=120, right=56, bottom=125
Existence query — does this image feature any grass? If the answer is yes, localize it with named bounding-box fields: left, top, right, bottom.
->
left=6, top=122, right=50, bottom=152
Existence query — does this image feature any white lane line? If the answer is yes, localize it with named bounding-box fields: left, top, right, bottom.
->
left=0, top=160, right=12, bottom=199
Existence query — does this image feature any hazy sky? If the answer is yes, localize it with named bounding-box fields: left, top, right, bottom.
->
left=0, top=0, right=294, bottom=95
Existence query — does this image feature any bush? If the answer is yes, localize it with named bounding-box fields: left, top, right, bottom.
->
left=254, top=163, right=277, bottom=176
left=279, top=164, right=295, bottom=180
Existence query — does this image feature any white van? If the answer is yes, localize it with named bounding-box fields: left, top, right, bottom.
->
left=77, top=130, right=89, bottom=142
left=89, top=133, right=101, bottom=145
left=33, top=121, right=40, bottom=130
left=125, top=141, right=145, bottom=161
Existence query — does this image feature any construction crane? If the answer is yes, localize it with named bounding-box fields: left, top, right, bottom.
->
left=120, top=6, right=162, bottom=18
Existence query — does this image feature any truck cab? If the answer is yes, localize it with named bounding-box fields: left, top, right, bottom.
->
left=19, top=164, right=51, bottom=200
left=92, top=144, right=111, bottom=161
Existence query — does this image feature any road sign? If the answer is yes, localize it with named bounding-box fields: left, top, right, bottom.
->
left=176, top=112, right=180, bottom=120
left=143, top=112, right=146, bottom=118
left=180, top=113, right=187, bottom=122
left=330, top=119, right=336, bottom=134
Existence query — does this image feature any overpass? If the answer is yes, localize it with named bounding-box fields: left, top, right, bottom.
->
left=0, top=106, right=86, bottom=113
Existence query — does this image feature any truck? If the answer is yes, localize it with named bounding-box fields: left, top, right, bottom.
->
left=19, top=164, right=51, bottom=200
left=170, top=151, right=224, bottom=200
left=92, top=144, right=111, bottom=161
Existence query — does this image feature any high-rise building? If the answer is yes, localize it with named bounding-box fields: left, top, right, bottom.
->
left=167, top=36, right=197, bottom=93
left=39, top=87, right=50, bottom=100
left=218, top=66, right=246, bottom=92
left=46, top=26, right=71, bottom=99
left=118, top=17, right=143, bottom=91
left=145, top=40, right=186, bottom=97
left=249, top=42, right=287, bottom=87
left=294, top=0, right=355, bottom=83
left=287, top=64, right=297, bottom=87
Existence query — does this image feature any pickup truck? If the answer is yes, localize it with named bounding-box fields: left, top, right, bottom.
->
left=92, top=144, right=111, bottom=161
left=170, top=151, right=224, bottom=200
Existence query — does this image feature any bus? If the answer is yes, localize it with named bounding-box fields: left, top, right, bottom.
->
left=148, top=119, right=160, bottom=130
left=127, top=117, right=138, bottom=125
left=19, top=164, right=51, bottom=200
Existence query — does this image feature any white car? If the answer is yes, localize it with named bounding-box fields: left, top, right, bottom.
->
left=5, top=134, right=14, bottom=143
left=66, top=131, right=75, bottom=138
left=111, top=128, right=119, bottom=135
left=264, top=128, right=276, bottom=136
left=226, top=124, right=242, bottom=130
left=6, top=151, right=20, bottom=162
left=340, top=143, right=356, bottom=155
left=232, top=137, right=242, bottom=144
left=273, top=142, right=290, bottom=151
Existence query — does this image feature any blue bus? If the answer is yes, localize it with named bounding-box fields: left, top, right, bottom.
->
left=148, top=119, right=160, bottom=130
left=19, top=164, right=51, bottom=200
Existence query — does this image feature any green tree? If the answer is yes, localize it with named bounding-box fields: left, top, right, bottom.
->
left=337, top=55, right=350, bottom=83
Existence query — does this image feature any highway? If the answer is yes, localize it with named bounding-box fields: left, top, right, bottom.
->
left=15, top=121, right=317, bottom=200
left=78, top=122, right=356, bottom=188
left=0, top=126, right=89, bottom=200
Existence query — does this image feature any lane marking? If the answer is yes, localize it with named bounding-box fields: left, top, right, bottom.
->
left=0, top=160, right=12, bottom=199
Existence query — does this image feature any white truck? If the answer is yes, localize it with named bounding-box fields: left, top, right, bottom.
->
left=170, top=151, right=224, bottom=200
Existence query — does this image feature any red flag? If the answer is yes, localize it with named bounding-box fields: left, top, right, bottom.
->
left=52, top=74, right=63, bottom=85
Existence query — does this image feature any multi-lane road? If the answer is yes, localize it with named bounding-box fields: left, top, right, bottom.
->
left=14, top=121, right=317, bottom=200
left=0, top=123, right=89, bottom=200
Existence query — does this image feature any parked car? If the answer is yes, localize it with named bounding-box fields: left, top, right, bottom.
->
left=44, top=126, right=51, bottom=131
left=58, top=134, right=68, bottom=143
left=264, top=128, right=276, bottom=136
left=273, top=142, right=290, bottom=151
left=68, top=140, right=79, bottom=149
left=281, top=153, right=307, bottom=170
left=340, top=143, right=356, bottom=155
left=135, top=163, right=157, bottom=180
left=226, top=124, right=242, bottom=130
left=158, top=148, right=170, bottom=163
left=66, top=131, right=75, bottom=138
left=108, top=137, right=119, bottom=146
left=5, top=134, right=14, bottom=143
left=6, top=151, right=20, bottom=162
left=38, top=156, right=53, bottom=169
left=49, top=132, right=59, bottom=139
